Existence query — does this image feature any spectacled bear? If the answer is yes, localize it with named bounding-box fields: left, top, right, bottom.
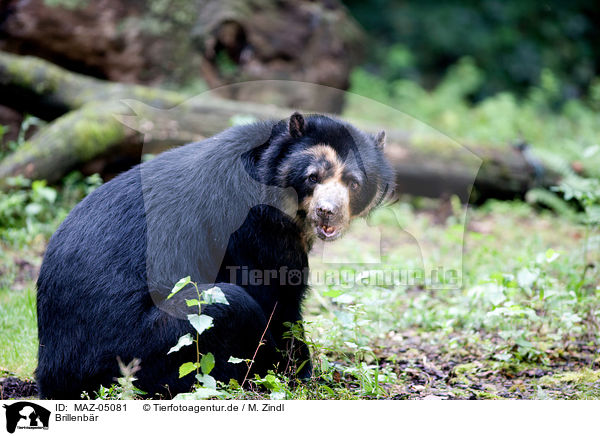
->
left=35, top=112, right=395, bottom=399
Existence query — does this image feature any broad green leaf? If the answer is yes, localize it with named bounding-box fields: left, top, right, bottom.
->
left=583, top=144, right=600, bottom=158
left=173, top=389, right=229, bottom=400
left=191, top=387, right=227, bottom=399
left=333, top=294, right=355, bottom=304
left=320, top=355, right=330, bottom=372
left=320, top=385, right=335, bottom=395
left=196, top=373, right=217, bottom=389
left=178, top=362, right=199, bottom=378
left=515, top=337, right=533, bottom=349
left=322, top=289, right=344, bottom=298
left=25, top=203, right=43, bottom=216
left=203, top=286, right=229, bottom=305
left=167, top=276, right=191, bottom=299
left=186, top=298, right=199, bottom=307
left=167, top=333, right=193, bottom=355
left=586, top=205, right=600, bottom=224
left=493, top=352, right=512, bottom=362
left=344, top=341, right=358, bottom=349
left=270, top=390, right=286, bottom=400
left=188, top=314, right=213, bottom=335
left=228, top=356, right=244, bottom=364
left=545, top=249, right=560, bottom=263
left=200, top=352, right=215, bottom=375
left=36, top=186, right=57, bottom=203
left=517, top=268, right=538, bottom=289
left=295, top=360, right=308, bottom=375
left=173, top=392, right=196, bottom=400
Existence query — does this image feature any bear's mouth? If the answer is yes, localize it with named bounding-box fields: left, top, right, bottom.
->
left=315, top=223, right=342, bottom=241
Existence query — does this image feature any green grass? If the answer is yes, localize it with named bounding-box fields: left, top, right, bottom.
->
left=536, top=369, right=600, bottom=400
left=0, top=285, right=38, bottom=379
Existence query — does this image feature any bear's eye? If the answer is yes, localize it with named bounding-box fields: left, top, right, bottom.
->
left=308, top=174, right=319, bottom=184
left=350, top=180, right=360, bottom=191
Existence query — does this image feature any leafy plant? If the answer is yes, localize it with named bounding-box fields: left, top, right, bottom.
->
left=166, top=277, right=230, bottom=399
left=0, top=173, right=102, bottom=247
left=83, top=358, right=145, bottom=400
left=0, top=116, right=45, bottom=160
left=252, top=372, right=290, bottom=400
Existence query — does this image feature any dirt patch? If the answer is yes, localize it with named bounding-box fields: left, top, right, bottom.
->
left=373, top=331, right=600, bottom=399
left=0, top=377, right=38, bottom=399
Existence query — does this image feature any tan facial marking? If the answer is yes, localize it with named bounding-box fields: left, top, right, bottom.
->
left=302, top=145, right=345, bottom=183
left=291, top=144, right=359, bottom=241
left=302, top=144, right=341, bottom=165
left=279, top=145, right=344, bottom=186
left=303, top=145, right=351, bottom=223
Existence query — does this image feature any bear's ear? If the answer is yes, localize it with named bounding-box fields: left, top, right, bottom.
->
left=374, top=130, right=386, bottom=150
left=288, top=112, right=305, bottom=138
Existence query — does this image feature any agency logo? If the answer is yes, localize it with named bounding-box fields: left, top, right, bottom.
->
left=3, top=402, right=50, bottom=434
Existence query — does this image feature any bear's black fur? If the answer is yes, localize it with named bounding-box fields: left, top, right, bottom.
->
left=36, top=113, right=395, bottom=399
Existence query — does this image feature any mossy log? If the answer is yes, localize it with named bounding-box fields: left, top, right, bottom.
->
left=0, top=51, right=187, bottom=119
left=0, top=52, right=559, bottom=199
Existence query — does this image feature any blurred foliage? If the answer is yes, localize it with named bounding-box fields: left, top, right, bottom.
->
left=343, top=0, right=600, bottom=101
left=345, top=56, right=600, bottom=183
left=0, top=115, right=102, bottom=248
left=43, top=0, right=88, bottom=10
left=0, top=173, right=102, bottom=248
left=0, top=115, right=45, bottom=161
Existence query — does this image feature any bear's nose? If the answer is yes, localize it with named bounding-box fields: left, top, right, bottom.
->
left=316, top=204, right=337, bottom=219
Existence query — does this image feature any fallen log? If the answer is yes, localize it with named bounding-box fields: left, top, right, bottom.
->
left=0, top=52, right=187, bottom=119
left=0, top=52, right=559, bottom=200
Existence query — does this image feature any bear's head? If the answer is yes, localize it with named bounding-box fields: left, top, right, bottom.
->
left=256, top=112, right=396, bottom=243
